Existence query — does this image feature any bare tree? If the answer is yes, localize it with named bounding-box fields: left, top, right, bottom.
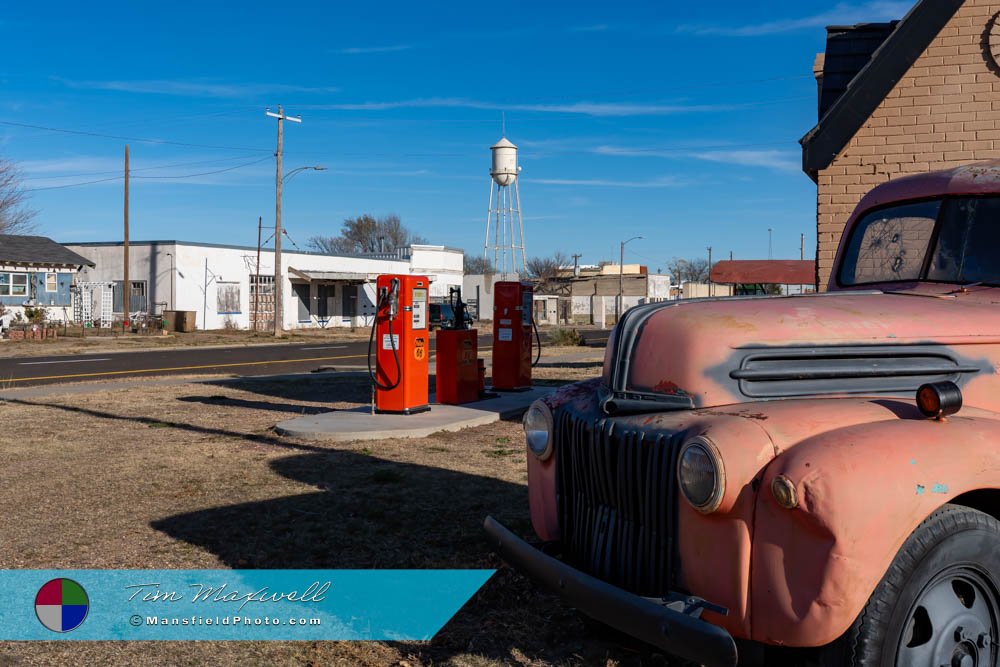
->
left=667, top=257, right=711, bottom=283
left=0, top=159, right=36, bottom=235
left=464, top=255, right=494, bottom=275
left=308, top=213, right=426, bottom=254
left=527, top=251, right=569, bottom=281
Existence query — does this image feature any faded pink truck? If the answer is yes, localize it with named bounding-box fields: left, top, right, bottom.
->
left=486, top=162, right=1000, bottom=667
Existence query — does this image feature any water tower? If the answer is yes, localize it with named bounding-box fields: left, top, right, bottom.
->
left=484, top=136, right=526, bottom=274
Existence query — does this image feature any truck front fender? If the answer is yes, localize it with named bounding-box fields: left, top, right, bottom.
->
left=750, top=405, right=1000, bottom=647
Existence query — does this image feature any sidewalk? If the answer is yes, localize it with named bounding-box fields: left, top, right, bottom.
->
left=274, top=387, right=552, bottom=442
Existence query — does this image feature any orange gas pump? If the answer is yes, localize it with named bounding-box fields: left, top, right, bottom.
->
left=491, top=281, right=540, bottom=391
left=367, top=274, right=431, bottom=414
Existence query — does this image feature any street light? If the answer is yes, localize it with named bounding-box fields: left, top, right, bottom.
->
left=617, top=236, right=643, bottom=323
left=273, top=165, right=326, bottom=337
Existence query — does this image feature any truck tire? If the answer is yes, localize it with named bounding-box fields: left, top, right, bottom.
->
left=817, top=504, right=1000, bottom=667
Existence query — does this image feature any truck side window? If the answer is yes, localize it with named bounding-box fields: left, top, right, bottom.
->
left=928, top=197, right=1000, bottom=284
left=839, top=200, right=941, bottom=286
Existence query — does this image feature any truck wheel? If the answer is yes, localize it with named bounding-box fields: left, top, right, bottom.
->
left=819, top=504, right=1000, bottom=667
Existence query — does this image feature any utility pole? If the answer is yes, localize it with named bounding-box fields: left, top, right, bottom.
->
left=617, top=236, right=642, bottom=323
left=707, top=246, right=713, bottom=297
left=123, top=145, right=130, bottom=326
left=768, top=228, right=773, bottom=260
left=801, top=233, right=805, bottom=261
left=254, top=216, right=262, bottom=332
left=265, top=106, right=302, bottom=337
left=571, top=253, right=582, bottom=277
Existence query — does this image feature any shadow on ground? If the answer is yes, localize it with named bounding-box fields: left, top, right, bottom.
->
left=151, top=451, right=678, bottom=665
left=176, top=394, right=332, bottom=415
left=7, top=391, right=675, bottom=665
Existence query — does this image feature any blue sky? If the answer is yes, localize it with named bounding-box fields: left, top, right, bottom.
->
left=1, top=0, right=913, bottom=269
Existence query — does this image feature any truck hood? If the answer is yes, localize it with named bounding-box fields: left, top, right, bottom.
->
left=602, top=291, right=1000, bottom=411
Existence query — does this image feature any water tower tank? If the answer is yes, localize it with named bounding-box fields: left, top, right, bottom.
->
left=490, top=137, right=518, bottom=186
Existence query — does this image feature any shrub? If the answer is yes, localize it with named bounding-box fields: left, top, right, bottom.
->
left=548, top=327, right=583, bottom=346
left=23, top=306, right=48, bottom=324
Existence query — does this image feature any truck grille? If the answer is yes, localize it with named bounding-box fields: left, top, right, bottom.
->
left=555, top=409, right=682, bottom=596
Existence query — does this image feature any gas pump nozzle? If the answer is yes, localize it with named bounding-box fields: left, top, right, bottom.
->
left=447, top=286, right=468, bottom=331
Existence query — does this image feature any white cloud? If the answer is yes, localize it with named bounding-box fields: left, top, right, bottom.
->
left=593, top=144, right=800, bottom=172
left=336, top=44, right=412, bottom=54
left=301, top=97, right=736, bottom=117
left=534, top=176, right=685, bottom=188
left=677, top=1, right=912, bottom=37
left=54, top=78, right=340, bottom=98
left=688, top=150, right=801, bottom=172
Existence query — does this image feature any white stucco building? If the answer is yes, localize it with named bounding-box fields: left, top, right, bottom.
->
left=64, top=240, right=464, bottom=330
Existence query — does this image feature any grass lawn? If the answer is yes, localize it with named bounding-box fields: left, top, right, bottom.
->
left=0, top=352, right=685, bottom=666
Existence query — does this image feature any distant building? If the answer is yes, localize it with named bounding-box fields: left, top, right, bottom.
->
left=710, top=260, right=817, bottom=295
left=64, top=240, right=463, bottom=330
left=0, top=234, right=95, bottom=321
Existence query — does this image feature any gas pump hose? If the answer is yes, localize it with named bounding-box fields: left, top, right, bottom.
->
left=367, top=294, right=402, bottom=392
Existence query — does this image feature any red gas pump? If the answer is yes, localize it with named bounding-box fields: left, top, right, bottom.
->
left=435, top=287, right=480, bottom=405
left=491, top=281, right=537, bottom=391
left=367, top=274, right=431, bottom=414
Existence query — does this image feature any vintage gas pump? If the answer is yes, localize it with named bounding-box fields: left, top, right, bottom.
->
left=491, top=281, right=539, bottom=391
left=367, top=274, right=431, bottom=414
left=435, top=287, right=480, bottom=405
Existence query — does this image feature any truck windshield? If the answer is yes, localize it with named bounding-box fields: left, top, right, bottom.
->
left=839, top=196, right=1000, bottom=286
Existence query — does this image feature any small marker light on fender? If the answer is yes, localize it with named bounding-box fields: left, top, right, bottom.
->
left=916, top=381, right=962, bottom=420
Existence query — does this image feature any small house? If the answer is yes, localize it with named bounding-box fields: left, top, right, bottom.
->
left=0, top=234, right=96, bottom=321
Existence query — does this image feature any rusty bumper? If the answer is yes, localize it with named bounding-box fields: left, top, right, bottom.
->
left=483, top=516, right=738, bottom=667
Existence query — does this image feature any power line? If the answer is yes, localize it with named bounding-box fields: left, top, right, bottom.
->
left=0, top=119, right=270, bottom=153
left=134, top=156, right=271, bottom=179
left=23, top=156, right=271, bottom=191
left=21, top=155, right=273, bottom=181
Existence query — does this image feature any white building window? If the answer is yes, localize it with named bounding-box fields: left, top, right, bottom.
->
left=217, top=282, right=241, bottom=314
left=0, top=272, right=28, bottom=296
left=46, top=273, right=58, bottom=292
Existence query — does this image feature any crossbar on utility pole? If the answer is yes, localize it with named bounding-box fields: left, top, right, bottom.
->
left=265, top=106, right=302, bottom=338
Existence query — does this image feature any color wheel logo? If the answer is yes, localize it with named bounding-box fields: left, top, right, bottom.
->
left=35, top=578, right=89, bottom=633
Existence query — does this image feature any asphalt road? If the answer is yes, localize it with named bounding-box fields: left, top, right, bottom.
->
left=0, top=329, right=609, bottom=387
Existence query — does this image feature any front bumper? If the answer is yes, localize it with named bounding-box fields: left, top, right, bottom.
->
left=484, top=516, right=738, bottom=667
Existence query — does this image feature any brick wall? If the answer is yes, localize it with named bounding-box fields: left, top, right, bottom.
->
left=817, top=0, right=1000, bottom=288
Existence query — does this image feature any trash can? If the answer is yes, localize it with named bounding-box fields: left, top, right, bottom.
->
left=163, top=310, right=197, bottom=332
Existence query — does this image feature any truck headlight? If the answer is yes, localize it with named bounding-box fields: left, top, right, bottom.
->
left=677, top=436, right=726, bottom=513
left=524, top=400, right=553, bottom=460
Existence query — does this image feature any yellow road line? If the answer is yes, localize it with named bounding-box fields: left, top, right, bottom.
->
left=3, top=345, right=496, bottom=384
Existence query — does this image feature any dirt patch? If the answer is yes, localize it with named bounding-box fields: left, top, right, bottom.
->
left=0, top=369, right=684, bottom=666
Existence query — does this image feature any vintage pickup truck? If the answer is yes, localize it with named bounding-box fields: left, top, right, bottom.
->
left=485, top=162, right=1000, bottom=667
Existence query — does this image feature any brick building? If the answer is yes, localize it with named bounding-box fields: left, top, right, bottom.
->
left=800, top=0, right=1000, bottom=289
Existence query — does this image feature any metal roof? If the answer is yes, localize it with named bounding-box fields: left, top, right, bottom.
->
left=0, top=234, right=96, bottom=267
left=710, top=260, right=816, bottom=285
left=491, top=137, right=516, bottom=149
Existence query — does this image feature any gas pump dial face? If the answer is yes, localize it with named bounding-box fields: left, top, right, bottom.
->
left=411, top=289, right=427, bottom=329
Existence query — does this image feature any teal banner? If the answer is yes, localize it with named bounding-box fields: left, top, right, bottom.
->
left=0, top=570, right=494, bottom=640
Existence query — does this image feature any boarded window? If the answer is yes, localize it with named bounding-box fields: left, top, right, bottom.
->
left=113, top=280, right=148, bottom=313
left=217, top=282, right=241, bottom=314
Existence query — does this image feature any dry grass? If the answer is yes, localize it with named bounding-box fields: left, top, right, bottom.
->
left=0, top=361, right=681, bottom=666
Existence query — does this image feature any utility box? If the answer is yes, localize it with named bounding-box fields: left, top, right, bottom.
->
left=436, top=329, right=480, bottom=404
left=492, top=281, right=534, bottom=390
left=163, top=310, right=196, bottom=333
